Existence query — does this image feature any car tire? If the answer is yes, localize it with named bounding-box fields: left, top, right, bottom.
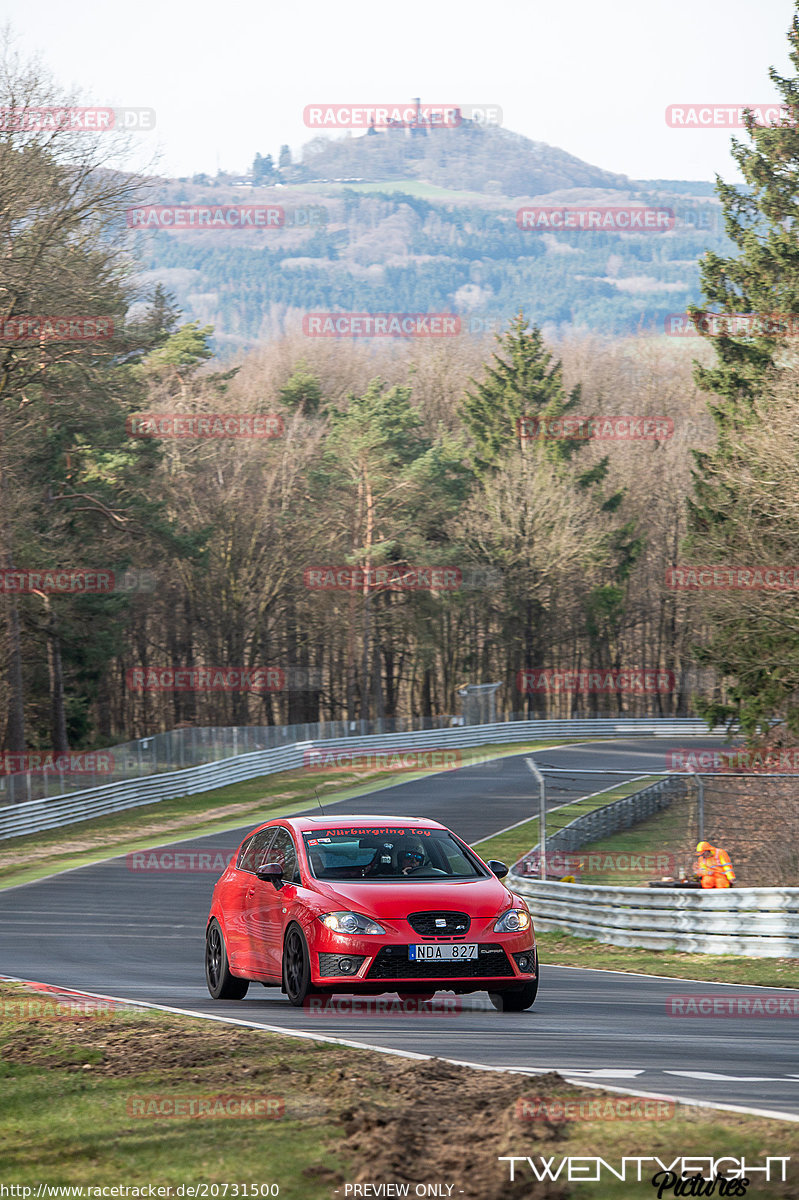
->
left=205, top=918, right=249, bottom=1000
left=489, top=950, right=539, bottom=1012
left=283, top=923, right=317, bottom=1006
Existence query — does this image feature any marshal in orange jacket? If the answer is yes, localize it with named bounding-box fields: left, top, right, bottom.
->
left=694, top=841, right=736, bottom=889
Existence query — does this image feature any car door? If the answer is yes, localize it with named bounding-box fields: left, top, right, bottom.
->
left=225, top=827, right=277, bottom=973
left=242, top=826, right=301, bottom=978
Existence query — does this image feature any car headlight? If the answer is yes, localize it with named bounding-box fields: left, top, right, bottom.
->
left=319, top=911, right=385, bottom=935
left=494, top=908, right=531, bottom=933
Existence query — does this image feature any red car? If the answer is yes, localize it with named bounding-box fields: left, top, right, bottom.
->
left=205, top=814, right=538, bottom=1011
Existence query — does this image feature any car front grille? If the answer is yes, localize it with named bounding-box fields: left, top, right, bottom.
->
left=407, top=910, right=471, bottom=937
left=366, top=944, right=512, bottom=980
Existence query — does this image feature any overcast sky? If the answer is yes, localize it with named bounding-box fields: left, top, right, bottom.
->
left=4, top=0, right=796, bottom=182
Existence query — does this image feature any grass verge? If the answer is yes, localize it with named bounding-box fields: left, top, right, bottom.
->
left=472, top=776, right=657, bottom=867
left=536, top=929, right=799, bottom=989
left=0, top=980, right=796, bottom=1198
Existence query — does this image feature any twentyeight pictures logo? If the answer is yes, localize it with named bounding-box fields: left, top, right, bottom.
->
left=517, top=207, right=674, bottom=232
left=303, top=313, right=459, bottom=337
left=517, top=669, right=675, bottom=694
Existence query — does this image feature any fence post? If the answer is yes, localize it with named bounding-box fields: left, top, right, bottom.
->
left=525, top=757, right=547, bottom=881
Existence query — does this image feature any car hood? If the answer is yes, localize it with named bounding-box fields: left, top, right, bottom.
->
left=307, top=874, right=518, bottom=919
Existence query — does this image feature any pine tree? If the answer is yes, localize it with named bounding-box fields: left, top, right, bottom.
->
left=679, top=4, right=799, bottom=736
left=690, top=8, right=799, bottom=412
left=459, top=312, right=582, bottom=473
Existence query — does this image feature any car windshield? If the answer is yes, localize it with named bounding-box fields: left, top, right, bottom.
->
left=302, top=828, right=485, bottom=881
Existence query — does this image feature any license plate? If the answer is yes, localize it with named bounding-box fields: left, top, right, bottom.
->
left=409, top=943, right=478, bottom=961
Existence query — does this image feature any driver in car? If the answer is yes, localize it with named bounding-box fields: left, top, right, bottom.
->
left=399, top=841, right=427, bottom=874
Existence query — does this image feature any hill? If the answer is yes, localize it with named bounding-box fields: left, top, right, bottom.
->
left=130, top=125, right=730, bottom=353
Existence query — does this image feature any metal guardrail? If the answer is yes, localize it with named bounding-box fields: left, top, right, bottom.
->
left=0, top=717, right=460, bottom=805
left=514, top=776, right=688, bottom=872
left=0, top=714, right=722, bottom=805
left=505, top=775, right=799, bottom=958
left=508, top=876, right=799, bottom=957
left=0, top=718, right=726, bottom=841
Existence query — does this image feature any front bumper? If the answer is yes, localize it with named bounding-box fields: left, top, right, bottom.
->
left=309, top=920, right=536, bottom=993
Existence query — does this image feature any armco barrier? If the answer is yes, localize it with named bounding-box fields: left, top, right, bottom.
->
left=508, top=875, right=799, bottom=957
left=0, top=718, right=725, bottom=840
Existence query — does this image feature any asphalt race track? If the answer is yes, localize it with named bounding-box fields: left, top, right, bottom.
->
left=2, top=737, right=799, bottom=1120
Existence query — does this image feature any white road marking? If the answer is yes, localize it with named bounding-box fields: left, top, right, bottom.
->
left=3, top=971, right=799, bottom=1123
left=564, top=1068, right=646, bottom=1078
left=666, top=1070, right=799, bottom=1082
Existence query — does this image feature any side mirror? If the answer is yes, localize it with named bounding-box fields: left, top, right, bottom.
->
left=487, top=859, right=509, bottom=879
left=256, top=861, right=284, bottom=888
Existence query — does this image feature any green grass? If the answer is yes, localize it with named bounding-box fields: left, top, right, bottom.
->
left=472, top=776, right=657, bottom=867
left=537, top=929, right=799, bottom=988
left=1, top=981, right=797, bottom=1195
left=0, top=741, right=562, bottom=892
left=0, top=985, right=357, bottom=1193
left=573, top=789, right=696, bottom=886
